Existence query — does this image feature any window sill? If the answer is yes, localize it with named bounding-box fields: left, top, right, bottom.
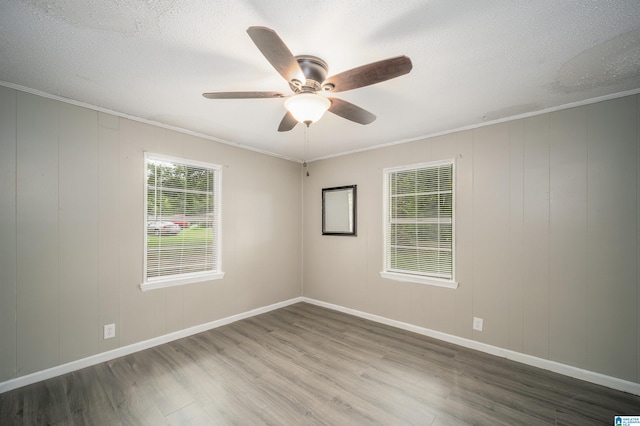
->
left=140, top=271, right=225, bottom=292
left=380, top=271, right=458, bottom=289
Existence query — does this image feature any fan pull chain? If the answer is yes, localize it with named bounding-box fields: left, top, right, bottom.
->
left=303, top=125, right=309, bottom=176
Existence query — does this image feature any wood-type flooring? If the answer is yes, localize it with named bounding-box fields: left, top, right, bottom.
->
left=1, top=302, right=639, bottom=425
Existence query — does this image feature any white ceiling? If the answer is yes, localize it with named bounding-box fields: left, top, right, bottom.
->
left=1, top=1, right=639, bottom=161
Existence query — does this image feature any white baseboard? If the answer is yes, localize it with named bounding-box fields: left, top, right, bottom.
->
left=3, top=295, right=639, bottom=397
left=301, top=297, right=640, bottom=397
left=0, top=297, right=304, bottom=394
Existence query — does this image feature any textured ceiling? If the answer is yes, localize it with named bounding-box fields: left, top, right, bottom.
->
left=1, top=0, right=639, bottom=161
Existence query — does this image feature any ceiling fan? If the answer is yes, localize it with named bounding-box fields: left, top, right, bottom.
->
left=203, top=26, right=413, bottom=131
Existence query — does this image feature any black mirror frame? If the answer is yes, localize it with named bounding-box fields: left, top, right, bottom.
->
left=322, top=185, right=357, bottom=236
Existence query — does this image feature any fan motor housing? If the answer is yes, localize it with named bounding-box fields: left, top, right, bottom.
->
left=292, top=55, right=328, bottom=92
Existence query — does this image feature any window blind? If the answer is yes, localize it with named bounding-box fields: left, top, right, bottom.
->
left=384, top=161, right=454, bottom=280
left=145, top=154, right=221, bottom=284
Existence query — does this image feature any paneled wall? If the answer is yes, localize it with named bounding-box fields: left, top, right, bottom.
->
left=0, top=87, right=303, bottom=382
left=303, top=95, right=640, bottom=383
left=2, top=86, right=638, bottom=386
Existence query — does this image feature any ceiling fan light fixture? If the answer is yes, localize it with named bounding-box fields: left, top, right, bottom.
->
left=284, top=93, right=331, bottom=125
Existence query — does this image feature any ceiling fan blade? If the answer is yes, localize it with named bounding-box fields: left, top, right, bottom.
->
left=328, top=98, right=376, bottom=125
left=246, top=26, right=305, bottom=84
left=203, top=91, right=286, bottom=99
left=323, top=56, right=412, bottom=93
left=278, top=111, right=298, bottom=132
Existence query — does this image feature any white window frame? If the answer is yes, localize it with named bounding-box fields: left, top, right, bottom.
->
left=381, top=159, right=458, bottom=289
left=141, top=153, right=224, bottom=291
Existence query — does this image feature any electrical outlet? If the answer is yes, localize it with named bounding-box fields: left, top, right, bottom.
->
left=473, top=317, right=484, bottom=332
left=104, top=323, right=116, bottom=339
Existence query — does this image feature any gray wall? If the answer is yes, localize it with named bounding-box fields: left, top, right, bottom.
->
left=2, top=86, right=639, bottom=386
left=0, top=87, right=303, bottom=382
left=303, top=95, right=640, bottom=383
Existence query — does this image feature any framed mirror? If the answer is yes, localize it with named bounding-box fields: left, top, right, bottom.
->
left=322, top=185, right=357, bottom=236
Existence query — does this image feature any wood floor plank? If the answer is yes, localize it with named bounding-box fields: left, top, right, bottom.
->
left=24, top=376, right=73, bottom=425
left=1, top=302, right=639, bottom=425
left=66, top=365, right=122, bottom=426
left=166, top=401, right=214, bottom=426
left=105, top=353, right=170, bottom=425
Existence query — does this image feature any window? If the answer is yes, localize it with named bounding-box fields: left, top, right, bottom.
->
left=381, top=160, right=457, bottom=289
left=142, top=153, right=223, bottom=291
